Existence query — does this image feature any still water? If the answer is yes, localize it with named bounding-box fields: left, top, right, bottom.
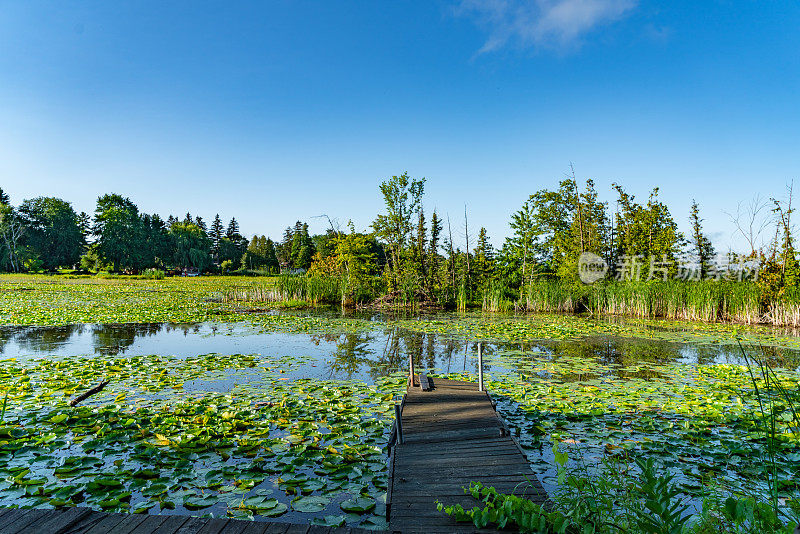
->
left=2, top=312, right=796, bottom=385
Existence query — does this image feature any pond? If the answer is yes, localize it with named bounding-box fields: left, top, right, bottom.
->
left=0, top=310, right=799, bottom=527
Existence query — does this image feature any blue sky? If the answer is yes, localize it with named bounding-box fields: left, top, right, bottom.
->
left=1, top=1, right=798, bottom=252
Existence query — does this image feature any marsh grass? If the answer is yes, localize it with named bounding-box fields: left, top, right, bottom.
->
left=509, top=279, right=800, bottom=327
left=223, top=275, right=343, bottom=306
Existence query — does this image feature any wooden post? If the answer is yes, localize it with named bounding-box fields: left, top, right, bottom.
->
left=478, top=343, right=484, bottom=392
left=408, top=354, right=415, bottom=387
left=394, top=403, right=403, bottom=444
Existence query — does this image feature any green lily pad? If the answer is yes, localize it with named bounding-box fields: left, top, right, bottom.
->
left=292, top=495, right=330, bottom=513
left=340, top=496, right=376, bottom=513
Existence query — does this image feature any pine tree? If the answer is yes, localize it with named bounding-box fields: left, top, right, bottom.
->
left=78, top=212, right=91, bottom=245
left=689, top=200, right=716, bottom=279
left=184, top=212, right=193, bottom=224
left=276, top=226, right=294, bottom=266
left=195, top=216, right=207, bottom=234
left=167, top=215, right=177, bottom=228
left=226, top=218, right=242, bottom=248
left=475, top=227, right=494, bottom=283
left=210, top=214, right=224, bottom=257
left=429, top=211, right=442, bottom=290
left=416, top=209, right=427, bottom=288
left=264, top=238, right=279, bottom=272
left=0, top=187, right=9, bottom=205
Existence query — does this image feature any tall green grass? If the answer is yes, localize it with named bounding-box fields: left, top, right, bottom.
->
left=223, top=275, right=343, bottom=306
left=496, top=278, right=800, bottom=327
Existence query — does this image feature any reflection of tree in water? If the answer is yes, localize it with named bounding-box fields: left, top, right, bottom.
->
left=164, top=323, right=202, bottom=336
left=92, top=323, right=165, bottom=356
left=0, top=324, right=85, bottom=354
left=328, top=332, right=375, bottom=380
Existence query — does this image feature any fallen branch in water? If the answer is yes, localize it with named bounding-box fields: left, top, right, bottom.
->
left=69, top=381, right=109, bottom=407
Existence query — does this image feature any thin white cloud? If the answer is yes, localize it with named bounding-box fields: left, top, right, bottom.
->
left=458, top=0, right=638, bottom=53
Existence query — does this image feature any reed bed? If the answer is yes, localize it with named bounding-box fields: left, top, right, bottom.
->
left=500, top=279, right=800, bottom=327
left=223, top=275, right=342, bottom=306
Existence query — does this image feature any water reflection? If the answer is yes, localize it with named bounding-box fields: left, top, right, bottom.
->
left=1, top=316, right=799, bottom=383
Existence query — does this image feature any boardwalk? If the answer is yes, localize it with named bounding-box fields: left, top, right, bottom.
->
left=387, top=376, right=548, bottom=533
left=0, top=508, right=375, bottom=534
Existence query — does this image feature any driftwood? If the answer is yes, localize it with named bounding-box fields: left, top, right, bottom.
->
left=69, top=381, right=109, bottom=407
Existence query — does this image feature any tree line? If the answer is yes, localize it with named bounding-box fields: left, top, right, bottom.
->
left=0, top=188, right=320, bottom=274
left=1, top=172, right=796, bottom=308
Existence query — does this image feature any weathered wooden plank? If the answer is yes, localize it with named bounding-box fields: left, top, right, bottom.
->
left=261, top=522, right=290, bottom=533
left=148, top=515, right=191, bottom=534
left=283, top=523, right=311, bottom=534
left=24, top=507, right=94, bottom=534
left=401, top=427, right=504, bottom=444
left=218, top=519, right=260, bottom=534
left=397, top=448, right=524, bottom=462
left=0, top=509, right=36, bottom=531
left=73, top=512, right=131, bottom=534
left=3, top=509, right=58, bottom=534
left=60, top=510, right=110, bottom=533
left=0, top=509, right=17, bottom=525
left=108, top=513, right=155, bottom=534
left=174, top=517, right=210, bottom=534
left=195, top=518, right=232, bottom=534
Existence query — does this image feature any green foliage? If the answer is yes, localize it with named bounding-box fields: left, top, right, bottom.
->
left=93, top=194, right=147, bottom=272
left=373, top=172, right=425, bottom=287
left=0, top=350, right=404, bottom=524
left=438, top=482, right=560, bottom=532
left=142, top=268, right=165, bottom=280
left=689, top=200, right=716, bottom=279
left=169, top=222, right=212, bottom=270
left=242, top=235, right=279, bottom=272
left=17, top=197, right=83, bottom=270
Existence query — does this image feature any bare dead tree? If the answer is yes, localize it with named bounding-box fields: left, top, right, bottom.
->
left=463, top=205, right=472, bottom=293
left=569, top=163, right=586, bottom=253
left=312, top=214, right=340, bottom=237
left=726, top=194, right=772, bottom=257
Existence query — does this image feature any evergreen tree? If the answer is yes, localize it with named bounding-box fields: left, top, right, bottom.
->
left=0, top=187, right=9, bottom=205
left=415, top=209, right=427, bottom=289
left=78, top=212, right=91, bottom=245
left=291, top=223, right=315, bottom=269
left=263, top=238, right=279, bottom=272
left=499, top=199, right=537, bottom=288
left=226, top=218, right=241, bottom=241
left=195, top=216, right=207, bottom=234
left=689, top=200, right=716, bottom=279
left=428, top=211, right=442, bottom=290
left=474, top=227, right=495, bottom=283
left=210, top=214, right=224, bottom=260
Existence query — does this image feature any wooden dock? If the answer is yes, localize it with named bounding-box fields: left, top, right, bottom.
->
left=386, top=376, right=548, bottom=533
left=0, top=508, right=375, bottom=534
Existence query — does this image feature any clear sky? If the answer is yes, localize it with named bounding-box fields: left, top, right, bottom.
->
left=1, top=1, right=798, bottom=252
